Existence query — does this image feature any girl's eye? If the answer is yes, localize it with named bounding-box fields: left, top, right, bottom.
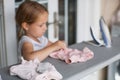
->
left=39, top=24, right=43, bottom=27
left=39, top=23, right=47, bottom=27
left=39, top=23, right=44, bottom=27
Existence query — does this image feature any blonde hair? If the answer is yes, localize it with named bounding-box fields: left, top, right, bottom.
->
left=15, top=1, right=48, bottom=40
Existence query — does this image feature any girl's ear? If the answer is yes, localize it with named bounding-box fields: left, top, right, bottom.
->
left=21, top=22, right=29, bottom=31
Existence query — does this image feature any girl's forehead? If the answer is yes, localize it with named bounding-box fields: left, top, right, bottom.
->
left=34, top=12, right=48, bottom=24
left=37, top=12, right=48, bottom=20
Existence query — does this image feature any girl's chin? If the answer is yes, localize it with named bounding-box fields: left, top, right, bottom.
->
left=38, top=33, right=45, bottom=37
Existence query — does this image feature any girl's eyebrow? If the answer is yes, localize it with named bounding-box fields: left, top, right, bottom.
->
left=39, top=23, right=46, bottom=26
left=39, top=22, right=44, bottom=25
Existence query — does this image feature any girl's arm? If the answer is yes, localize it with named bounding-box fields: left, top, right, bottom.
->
left=47, top=40, right=53, bottom=46
left=22, top=40, right=66, bottom=61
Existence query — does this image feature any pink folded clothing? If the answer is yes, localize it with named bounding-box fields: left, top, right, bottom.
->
left=49, top=47, right=94, bottom=64
left=10, top=57, right=63, bottom=80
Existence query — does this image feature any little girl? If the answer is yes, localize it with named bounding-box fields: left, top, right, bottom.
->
left=16, top=1, right=66, bottom=61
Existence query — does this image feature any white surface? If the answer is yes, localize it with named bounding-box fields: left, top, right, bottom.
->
left=76, top=0, right=101, bottom=43
left=48, top=0, right=59, bottom=42
left=0, top=75, right=2, bottom=80
left=115, top=72, right=120, bottom=80
left=3, top=0, right=18, bottom=66
left=80, top=71, right=99, bottom=80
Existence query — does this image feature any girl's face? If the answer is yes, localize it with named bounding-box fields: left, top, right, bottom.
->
left=25, top=13, right=48, bottom=39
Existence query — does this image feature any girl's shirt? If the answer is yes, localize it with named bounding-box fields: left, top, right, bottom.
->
left=18, top=35, right=48, bottom=58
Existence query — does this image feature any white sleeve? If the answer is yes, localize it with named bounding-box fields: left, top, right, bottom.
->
left=40, top=36, right=48, bottom=47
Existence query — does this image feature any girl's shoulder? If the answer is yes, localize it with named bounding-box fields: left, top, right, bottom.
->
left=18, top=36, right=35, bottom=46
left=19, top=35, right=48, bottom=44
left=20, top=36, right=32, bottom=43
left=18, top=36, right=48, bottom=51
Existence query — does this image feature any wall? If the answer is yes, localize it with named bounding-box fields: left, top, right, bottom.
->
left=0, top=0, right=7, bottom=68
left=101, top=0, right=120, bottom=28
left=76, top=0, right=101, bottom=43
left=3, top=0, right=18, bottom=66
left=0, top=0, right=18, bottom=67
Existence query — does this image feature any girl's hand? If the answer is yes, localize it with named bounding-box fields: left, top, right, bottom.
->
left=52, top=40, right=67, bottom=50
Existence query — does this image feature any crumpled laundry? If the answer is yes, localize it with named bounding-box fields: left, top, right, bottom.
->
left=36, top=62, right=63, bottom=80
left=0, top=75, right=2, bottom=80
left=10, top=57, right=63, bottom=80
left=49, top=47, right=94, bottom=64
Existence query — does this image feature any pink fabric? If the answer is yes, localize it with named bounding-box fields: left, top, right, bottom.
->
left=10, top=57, right=63, bottom=80
left=49, top=47, right=94, bottom=64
